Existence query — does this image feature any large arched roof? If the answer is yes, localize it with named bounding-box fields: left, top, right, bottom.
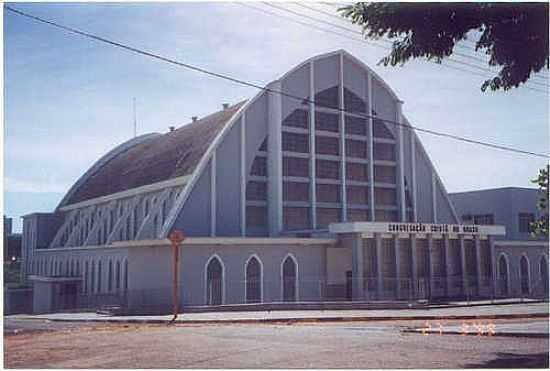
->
left=60, top=101, right=246, bottom=207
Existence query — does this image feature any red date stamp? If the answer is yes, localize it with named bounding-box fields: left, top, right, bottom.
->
left=420, top=321, right=496, bottom=336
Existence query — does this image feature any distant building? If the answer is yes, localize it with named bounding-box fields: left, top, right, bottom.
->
left=19, top=50, right=548, bottom=314
left=450, top=187, right=546, bottom=241
left=4, top=216, right=22, bottom=262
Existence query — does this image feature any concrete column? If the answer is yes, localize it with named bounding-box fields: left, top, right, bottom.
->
left=475, top=236, right=482, bottom=296
left=210, top=151, right=217, bottom=237
left=444, top=235, right=451, bottom=296
left=396, top=101, right=406, bottom=222
left=410, top=234, right=418, bottom=299
left=459, top=235, right=467, bottom=296
left=339, top=53, right=347, bottom=222
left=267, top=80, right=283, bottom=236
left=427, top=234, right=434, bottom=299
left=240, top=114, right=247, bottom=236
left=366, top=73, right=375, bottom=221
left=375, top=233, right=383, bottom=299
left=394, top=236, right=401, bottom=299
left=351, top=233, right=364, bottom=300
left=309, top=61, right=317, bottom=229
left=489, top=236, right=496, bottom=298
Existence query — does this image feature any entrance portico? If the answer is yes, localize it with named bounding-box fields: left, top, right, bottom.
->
left=329, top=222, right=506, bottom=301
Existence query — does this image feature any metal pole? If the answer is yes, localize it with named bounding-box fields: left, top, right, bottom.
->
left=169, top=230, right=185, bottom=323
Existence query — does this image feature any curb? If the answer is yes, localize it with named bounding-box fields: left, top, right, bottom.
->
left=23, top=312, right=549, bottom=326
left=401, top=329, right=549, bottom=339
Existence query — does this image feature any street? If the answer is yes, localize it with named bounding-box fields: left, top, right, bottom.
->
left=4, top=318, right=548, bottom=368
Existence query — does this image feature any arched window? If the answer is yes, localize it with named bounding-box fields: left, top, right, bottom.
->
left=108, top=260, right=113, bottom=292
left=70, top=260, right=75, bottom=276
left=205, top=255, right=224, bottom=305
left=245, top=256, right=262, bottom=303
left=97, top=261, right=102, bottom=294
left=76, top=260, right=80, bottom=276
left=50, top=260, right=54, bottom=276
left=540, top=255, right=548, bottom=296
left=497, top=254, right=509, bottom=297
left=116, top=261, right=121, bottom=292
left=520, top=255, right=530, bottom=295
left=54, top=261, right=58, bottom=276
left=65, top=260, right=70, bottom=276
left=281, top=255, right=298, bottom=302
left=91, top=261, right=96, bottom=294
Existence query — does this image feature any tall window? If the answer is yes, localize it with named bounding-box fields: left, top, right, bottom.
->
left=206, top=256, right=223, bottom=305
left=282, top=255, right=298, bottom=302
left=498, top=255, right=509, bottom=296
left=520, top=256, right=529, bottom=295
left=246, top=256, right=262, bottom=303
left=519, top=213, right=535, bottom=233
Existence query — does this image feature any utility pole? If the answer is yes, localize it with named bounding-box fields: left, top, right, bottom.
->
left=168, top=230, right=185, bottom=323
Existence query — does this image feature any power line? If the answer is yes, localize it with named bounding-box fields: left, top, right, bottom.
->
left=242, top=2, right=547, bottom=93
left=5, top=5, right=548, bottom=159
left=265, top=2, right=549, bottom=88
left=317, top=2, right=550, bottom=78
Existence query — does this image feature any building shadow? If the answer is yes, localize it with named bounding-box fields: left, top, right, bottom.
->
left=464, top=352, right=549, bottom=369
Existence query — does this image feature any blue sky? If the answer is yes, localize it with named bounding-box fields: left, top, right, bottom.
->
left=4, top=2, right=549, bottom=232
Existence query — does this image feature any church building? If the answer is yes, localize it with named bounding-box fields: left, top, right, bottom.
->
left=21, top=50, right=548, bottom=314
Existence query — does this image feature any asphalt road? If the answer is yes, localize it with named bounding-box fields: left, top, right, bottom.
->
left=4, top=318, right=549, bottom=368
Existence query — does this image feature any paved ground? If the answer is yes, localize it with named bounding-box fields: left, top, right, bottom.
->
left=9, top=301, right=549, bottom=324
left=4, top=318, right=548, bottom=368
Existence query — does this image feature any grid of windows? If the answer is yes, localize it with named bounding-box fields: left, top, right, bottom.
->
left=315, top=111, right=339, bottom=132
left=373, top=119, right=394, bottom=139
left=283, top=109, right=309, bottom=129
left=346, top=162, right=368, bottom=181
left=283, top=157, right=309, bottom=177
left=374, top=188, right=396, bottom=205
left=246, top=206, right=267, bottom=227
left=316, top=184, right=340, bottom=203
left=374, top=165, right=396, bottom=183
left=374, top=143, right=396, bottom=161
left=346, top=186, right=368, bottom=204
left=259, top=139, right=268, bottom=152
left=315, top=136, right=340, bottom=155
left=344, top=88, right=366, bottom=113
left=316, top=160, right=340, bottom=179
left=283, top=182, right=310, bottom=202
left=474, top=214, right=494, bottom=225
left=315, top=86, right=339, bottom=109
left=283, top=207, right=310, bottom=230
left=283, top=132, right=309, bottom=153
left=250, top=156, right=267, bottom=176
left=375, top=209, right=397, bottom=221
left=345, top=139, right=367, bottom=158
left=316, top=208, right=340, bottom=228
left=519, top=213, right=535, bottom=233
left=246, top=181, right=267, bottom=201
left=345, top=116, right=367, bottom=136
left=347, top=209, right=368, bottom=222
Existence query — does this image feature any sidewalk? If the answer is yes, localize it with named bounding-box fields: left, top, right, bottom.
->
left=8, top=301, right=549, bottom=325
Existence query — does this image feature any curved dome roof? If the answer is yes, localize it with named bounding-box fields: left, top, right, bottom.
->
left=61, top=101, right=246, bottom=206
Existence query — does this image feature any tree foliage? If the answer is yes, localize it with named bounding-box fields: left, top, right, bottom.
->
left=340, top=2, right=549, bottom=91
left=531, top=165, right=549, bottom=237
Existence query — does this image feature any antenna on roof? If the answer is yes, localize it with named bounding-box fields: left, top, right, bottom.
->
left=133, top=97, right=137, bottom=138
